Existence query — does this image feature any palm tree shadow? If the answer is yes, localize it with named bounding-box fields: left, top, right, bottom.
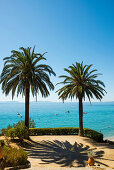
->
left=24, top=140, right=105, bottom=167
left=83, top=138, right=114, bottom=149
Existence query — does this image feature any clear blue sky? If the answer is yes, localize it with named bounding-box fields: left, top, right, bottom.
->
left=0, top=0, right=114, bottom=102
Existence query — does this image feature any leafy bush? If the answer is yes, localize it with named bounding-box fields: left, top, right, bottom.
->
left=84, top=128, right=103, bottom=142
left=0, top=118, right=35, bottom=136
left=3, top=146, right=28, bottom=167
left=29, top=127, right=103, bottom=142
left=7, top=123, right=29, bottom=141
left=15, top=123, right=29, bottom=141
left=29, top=127, right=79, bottom=135
left=0, top=125, right=13, bottom=136
left=1, top=118, right=35, bottom=141
left=7, top=128, right=16, bottom=139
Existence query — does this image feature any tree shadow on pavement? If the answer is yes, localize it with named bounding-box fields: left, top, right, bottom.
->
left=83, top=137, right=114, bottom=149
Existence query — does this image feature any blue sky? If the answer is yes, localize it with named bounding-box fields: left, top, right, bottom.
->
left=0, top=0, right=114, bottom=102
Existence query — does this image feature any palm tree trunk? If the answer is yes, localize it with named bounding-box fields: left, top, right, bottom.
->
left=78, top=97, right=84, bottom=136
left=25, top=83, right=30, bottom=128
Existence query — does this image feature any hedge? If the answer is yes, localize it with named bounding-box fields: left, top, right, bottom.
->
left=29, top=127, right=103, bottom=142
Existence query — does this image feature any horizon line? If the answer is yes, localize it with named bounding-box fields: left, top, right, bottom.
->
left=0, top=100, right=114, bottom=103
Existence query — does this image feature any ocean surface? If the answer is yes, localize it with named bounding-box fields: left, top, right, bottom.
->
left=0, top=101, right=114, bottom=138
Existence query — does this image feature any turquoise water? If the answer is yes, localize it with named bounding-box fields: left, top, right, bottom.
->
left=0, top=102, right=114, bottom=138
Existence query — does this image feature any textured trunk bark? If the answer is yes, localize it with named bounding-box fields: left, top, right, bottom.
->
left=78, top=97, right=84, bottom=136
left=25, top=83, right=30, bottom=128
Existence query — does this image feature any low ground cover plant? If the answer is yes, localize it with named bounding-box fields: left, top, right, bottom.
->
left=3, top=145, right=28, bottom=167
left=0, top=139, right=28, bottom=167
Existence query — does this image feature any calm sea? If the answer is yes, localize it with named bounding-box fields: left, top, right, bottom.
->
left=0, top=102, right=114, bottom=138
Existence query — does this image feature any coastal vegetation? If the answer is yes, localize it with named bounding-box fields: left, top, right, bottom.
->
left=3, top=146, right=28, bottom=167
left=57, top=62, right=106, bottom=136
left=0, top=47, right=56, bottom=128
left=29, top=127, right=103, bottom=142
left=7, top=123, right=29, bottom=142
left=0, top=125, right=103, bottom=142
left=1, top=119, right=35, bottom=141
left=0, top=139, right=28, bottom=168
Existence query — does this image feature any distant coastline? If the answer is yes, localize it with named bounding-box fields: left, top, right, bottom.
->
left=0, top=101, right=114, bottom=103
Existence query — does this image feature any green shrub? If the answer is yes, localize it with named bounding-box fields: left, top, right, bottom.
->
left=0, top=118, right=35, bottom=137
left=3, top=146, right=28, bottom=167
left=6, top=123, right=29, bottom=141
left=15, top=124, right=29, bottom=141
left=7, top=128, right=16, bottom=139
left=2, top=120, right=31, bottom=141
left=84, top=128, right=103, bottom=142
left=29, top=127, right=79, bottom=136
left=1, top=125, right=13, bottom=136
left=29, top=127, right=103, bottom=142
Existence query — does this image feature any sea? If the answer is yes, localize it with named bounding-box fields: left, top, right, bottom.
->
left=0, top=101, right=114, bottom=139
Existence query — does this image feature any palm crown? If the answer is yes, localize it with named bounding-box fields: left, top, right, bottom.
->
left=57, top=62, right=106, bottom=101
left=1, top=47, right=56, bottom=99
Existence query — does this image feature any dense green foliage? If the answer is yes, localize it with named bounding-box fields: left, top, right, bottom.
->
left=84, top=128, right=103, bottom=142
left=57, top=62, right=106, bottom=136
left=7, top=128, right=16, bottom=139
left=29, top=127, right=103, bottom=142
left=0, top=119, right=35, bottom=138
left=0, top=46, right=56, bottom=99
left=0, top=120, right=36, bottom=141
left=3, top=146, right=28, bottom=167
left=13, top=124, right=29, bottom=141
left=7, top=121, right=29, bottom=141
left=57, top=62, right=106, bottom=101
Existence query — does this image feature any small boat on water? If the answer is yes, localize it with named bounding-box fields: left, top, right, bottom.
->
left=65, top=110, right=70, bottom=113
left=18, top=115, right=22, bottom=118
left=17, top=113, right=22, bottom=117
left=83, top=112, right=87, bottom=114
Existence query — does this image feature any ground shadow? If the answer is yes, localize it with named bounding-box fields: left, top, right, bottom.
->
left=83, top=137, right=114, bottom=149
left=23, top=139, right=105, bottom=167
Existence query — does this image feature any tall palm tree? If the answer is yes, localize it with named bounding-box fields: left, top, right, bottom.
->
left=57, top=62, right=106, bottom=136
left=0, top=47, right=56, bottom=128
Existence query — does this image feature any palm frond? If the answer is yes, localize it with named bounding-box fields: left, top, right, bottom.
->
left=57, top=62, right=106, bottom=102
left=0, top=46, right=56, bottom=99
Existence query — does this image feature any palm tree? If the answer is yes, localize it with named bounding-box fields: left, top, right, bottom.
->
left=57, top=62, right=106, bottom=136
left=0, top=47, right=56, bottom=128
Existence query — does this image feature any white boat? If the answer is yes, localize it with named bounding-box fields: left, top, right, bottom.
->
left=17, top=113, right=22, bottom=117
left=18, top=115, right=22, bottom=118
